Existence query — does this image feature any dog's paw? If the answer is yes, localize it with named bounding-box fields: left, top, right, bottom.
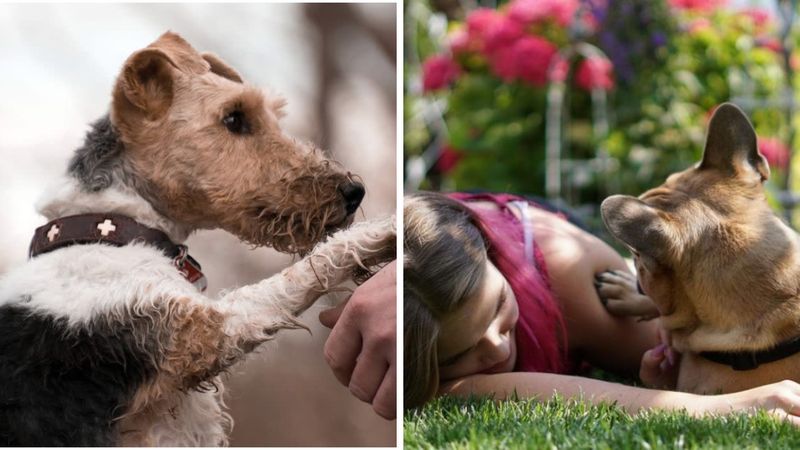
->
left=594, top=270, right=659, bottom=320
left=356, top=216, right=396, bottom=271
left=342, top=216, right=396, bottom=282
left=307, top=216, right=396, bottom=282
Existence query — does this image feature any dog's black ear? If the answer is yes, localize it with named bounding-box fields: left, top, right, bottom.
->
left=601, top=195, right=671, bottom=262
left=114, top=48, right=178, bottom=121
left=699, top=102, right=769, bottom=182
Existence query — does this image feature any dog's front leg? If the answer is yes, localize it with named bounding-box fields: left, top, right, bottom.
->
left=129, top=217, right=395, bottom=413
left=217, top=216, right=396, bottom=340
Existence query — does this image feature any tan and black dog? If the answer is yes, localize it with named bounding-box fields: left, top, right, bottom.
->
left=600, top=103, right=800, bottom=394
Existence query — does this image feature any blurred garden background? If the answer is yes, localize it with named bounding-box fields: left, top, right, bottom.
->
left=405, top=0, right=800, bottom=233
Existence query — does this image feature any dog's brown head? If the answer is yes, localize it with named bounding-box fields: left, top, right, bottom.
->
left=601, top=103, right=799, bottom=349
left=103, top=32, right=362, bottom=253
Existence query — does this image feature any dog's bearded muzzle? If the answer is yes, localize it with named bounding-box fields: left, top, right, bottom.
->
left=236, top=176, right=365, bottom=254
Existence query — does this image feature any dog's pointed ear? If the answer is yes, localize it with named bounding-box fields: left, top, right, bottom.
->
left=114, top=48, right=178, bottom=121
left=601, top=195, right=670, bottom=262
left=202, top=52, right=243, bottom=83
left=699, top=103, right=769, bottom=182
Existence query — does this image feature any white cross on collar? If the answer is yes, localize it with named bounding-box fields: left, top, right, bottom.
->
left=97, top=219, right=117, bottom=236
left=47, top=224, right=60, bottom=242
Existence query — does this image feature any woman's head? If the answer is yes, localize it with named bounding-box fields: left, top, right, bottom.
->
left=404, top=192, right=519, bottom=408
left=404, top=192, right=567, bottom=409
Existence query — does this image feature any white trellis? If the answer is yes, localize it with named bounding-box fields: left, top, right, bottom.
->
left=730, top=0, right=798, bottom=226
left=544, top=42, right=618, bottom=213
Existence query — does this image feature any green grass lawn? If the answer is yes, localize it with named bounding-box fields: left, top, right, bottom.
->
left=404, top=395, right=800, bottom=449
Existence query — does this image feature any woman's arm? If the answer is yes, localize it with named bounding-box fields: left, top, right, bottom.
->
left=441, top=372, right=800, bottom=422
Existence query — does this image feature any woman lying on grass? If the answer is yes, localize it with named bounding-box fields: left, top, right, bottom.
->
left=404, top=191, right=800, bottom=423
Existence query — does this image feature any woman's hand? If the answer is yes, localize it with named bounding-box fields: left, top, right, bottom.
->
left=697, top=380, right=800, bottom=425
left=639, top=326, right=679, bottom=389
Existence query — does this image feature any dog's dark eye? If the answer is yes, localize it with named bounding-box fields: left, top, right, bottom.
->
left=222, top=110, right=250, bottom=134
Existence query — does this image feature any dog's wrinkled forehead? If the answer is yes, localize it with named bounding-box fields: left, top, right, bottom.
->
left=145, top=32, right=209, bottom=75
left=144, top=32, right=243, bottom=83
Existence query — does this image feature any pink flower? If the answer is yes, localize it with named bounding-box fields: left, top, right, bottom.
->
left=575, top=57, right=614, bottom=91
left=448, top=29, right=470, bottom=54
left=508, top=0, right=579, bottom=28
left=466, top=8, right=503, bottom=50
left=759, top=137, right=790, bottom=169
left=436, top=145, right=463, bottom=173
left=422, top=55, right=460, bottom=92
left=756, top=37, right=782, bottom=53
left=489, top=36, right=558, bottom=86
left=687, top=17, right=711, bottom=34
left=739, top=8, right=772, bottom=28
left=669, top=0, right=727, bottom=11
left=483, top=15, right=525, bottom=54
left=549, top=56, right=569, bottom=83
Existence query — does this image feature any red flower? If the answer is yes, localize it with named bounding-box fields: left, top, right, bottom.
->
left=508, top=0, right=578, bottom=28
left=422, top=55, right=460, bottom=92
left=739, top=8, right=772, bottom=28
left=669, top=0, right=727, bottom=11
left=549, top=56, right=569, bottom=83
left=489, top=47, right=518, bottom=81
left=759, top=137, right=790, bottom=169
left=436, top=145, right=463, bottom=173
left=489, top=36, right=558, bottom=86
left=483, top=15, right=524, bottom=54
left=575, top=57, right=615, bottom=91
left=756, top=37, right=782, bottom=53
left=465, top=8, right=503, bottom=51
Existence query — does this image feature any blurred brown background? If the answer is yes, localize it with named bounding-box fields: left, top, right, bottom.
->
left=0, top=3, right=396, bottom=446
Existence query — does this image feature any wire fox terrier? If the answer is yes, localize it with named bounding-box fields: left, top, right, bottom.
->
left=0, top=32, right=395, bottom=446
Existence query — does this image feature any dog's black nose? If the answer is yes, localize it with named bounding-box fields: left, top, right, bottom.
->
left=339, top=182, right=365, bottom=215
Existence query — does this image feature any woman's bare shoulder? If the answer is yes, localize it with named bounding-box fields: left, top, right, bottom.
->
left=528, top=208, right=627, bottom=276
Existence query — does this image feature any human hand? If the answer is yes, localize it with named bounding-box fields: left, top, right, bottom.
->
left=319, top=260, right=396, bottom=420
left=699, top=380, right=800, bottom=425
left=640, top=326, right=679, bottom=389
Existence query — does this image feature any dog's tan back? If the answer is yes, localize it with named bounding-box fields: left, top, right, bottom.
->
left=601, top=103, right=800, bottom=393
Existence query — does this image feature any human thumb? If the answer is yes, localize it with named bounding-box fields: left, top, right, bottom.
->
left=319, top=302, right=346, bottom=328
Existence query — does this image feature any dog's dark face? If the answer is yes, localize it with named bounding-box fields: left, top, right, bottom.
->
left=600, top=103, right=795, bottom=342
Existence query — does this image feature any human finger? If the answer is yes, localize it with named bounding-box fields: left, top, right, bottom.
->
left=349, top=350, right=389, bottom=403
left=768, top=408, right=800, bottom=426
left=323, top=312, right=363, bottom=386
left=371, top=363, right=396, bottom=420
left=319, top=302, right=346, bottom=329
left=639, top=344, right=667, bottom=388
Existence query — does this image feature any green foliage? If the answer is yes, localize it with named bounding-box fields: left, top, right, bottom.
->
left=406, top=0, right=796, bottom=211
left=610, top=7, right=789, bottom=198
left=405, top=395, right=800, bottom=449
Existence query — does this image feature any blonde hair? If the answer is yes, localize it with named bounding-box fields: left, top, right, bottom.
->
left=403, top=192, right=487, bottom=408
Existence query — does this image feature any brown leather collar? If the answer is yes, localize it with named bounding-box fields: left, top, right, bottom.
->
left=29, top=213, right=207, bottom=291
